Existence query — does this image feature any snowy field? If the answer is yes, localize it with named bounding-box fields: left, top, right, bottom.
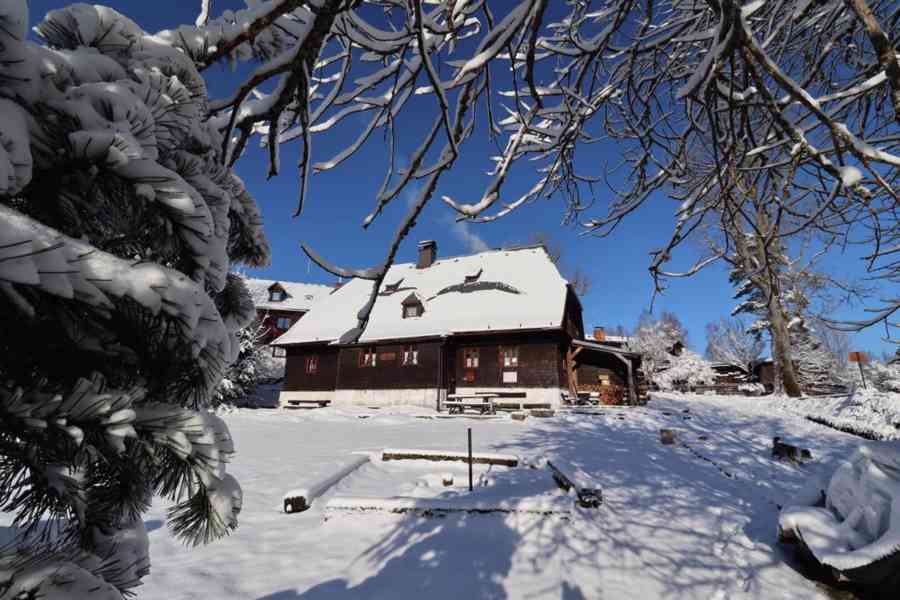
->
left=4, top=393, right=887, bottom=599
left=124, top=393, right=887, bottom=600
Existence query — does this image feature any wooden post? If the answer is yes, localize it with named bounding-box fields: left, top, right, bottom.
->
left=611, top=352, right=637, bottom=405
left=849, top=351, right=868, bottom=390
left=565, top=346, right=581, bottom=401
left=467, top=428, right=473, bottom=491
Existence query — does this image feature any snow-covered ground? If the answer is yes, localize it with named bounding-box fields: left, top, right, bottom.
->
left=771, top=388, right=900, bottom=441
left=5, top=393, right=886, bottom=599
left=135, top=394, right=884, bottom=599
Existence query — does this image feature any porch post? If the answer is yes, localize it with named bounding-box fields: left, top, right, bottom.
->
left=612, top=352, right=636, bottom=405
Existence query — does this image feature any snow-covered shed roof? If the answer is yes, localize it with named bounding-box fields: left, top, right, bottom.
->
left=273, top=246, right=570, bottom=345
left=244, top=278, right=332, bottom=312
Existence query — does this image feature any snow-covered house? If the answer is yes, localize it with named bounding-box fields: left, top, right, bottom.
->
left=244, top=278, right=333, bottom=348
left=273, top=242, right=602, bottom=409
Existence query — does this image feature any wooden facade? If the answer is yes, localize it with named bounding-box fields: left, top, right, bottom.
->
left=280, top=332, right=570, bottom=398
left=283, top=344, right=339, bottom=391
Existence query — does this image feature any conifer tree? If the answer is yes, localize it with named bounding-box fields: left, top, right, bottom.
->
left=0, top=2, right=269, bottom=596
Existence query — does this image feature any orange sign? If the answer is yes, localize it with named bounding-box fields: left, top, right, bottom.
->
left=848, top=351, right=868, bottom=363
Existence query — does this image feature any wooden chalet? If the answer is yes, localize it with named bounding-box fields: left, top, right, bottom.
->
left=273, top=242, right=644, bottom=409
left=245, top=278, right=332, bottom=348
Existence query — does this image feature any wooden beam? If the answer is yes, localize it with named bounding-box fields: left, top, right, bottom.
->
left=611, top=352, right=637, bottom=405
left=565, top=347, right=580, bottom=400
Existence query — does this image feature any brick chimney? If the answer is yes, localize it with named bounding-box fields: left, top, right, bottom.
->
left=334, top=281, right=343, bottom=289
left=417, top=240, right=437, bottom=269
left=593, top=326, right=606, bottom=341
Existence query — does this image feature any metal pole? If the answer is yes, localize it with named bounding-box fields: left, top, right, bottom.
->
left=858, top=361, right=867, bottom=390
left=467, top=427, right=473, bottom=491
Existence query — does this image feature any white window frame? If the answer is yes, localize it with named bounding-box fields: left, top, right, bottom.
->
left=360, top=347, right=377, bottom=367
left=272, top=346, right=286, bottom=358
left=276, top=316, right=292, bottom=329
left=269, top=289, right=284, bottom=302
left=464, top=348, right=479, bottom=369
left=402, top=345, right=418, bottom=366
left=501, top=346, right=519, bottom=368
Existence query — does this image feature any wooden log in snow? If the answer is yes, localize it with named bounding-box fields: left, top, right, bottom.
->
left=283, top=454, right=371, bottom=513
left=546, top=460, right=602, bottom=508
left=381, top=449, right=518, bottom=467
left=324, top=495, right=570, bottom=517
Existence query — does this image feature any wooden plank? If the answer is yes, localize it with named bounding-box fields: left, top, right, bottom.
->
left=382, top=449, right=518, bottom=467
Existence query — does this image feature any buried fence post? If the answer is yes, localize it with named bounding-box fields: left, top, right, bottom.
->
left=468, top=427, right=473, bottom=492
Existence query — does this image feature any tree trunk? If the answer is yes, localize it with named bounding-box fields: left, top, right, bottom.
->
left=768, top=299, right=803, bottom=397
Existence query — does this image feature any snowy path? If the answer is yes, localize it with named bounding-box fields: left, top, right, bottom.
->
left=11, top=396, right=867, bottom=599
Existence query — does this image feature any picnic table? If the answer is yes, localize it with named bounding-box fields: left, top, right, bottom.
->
left=443, top=393, right=499, bottom=415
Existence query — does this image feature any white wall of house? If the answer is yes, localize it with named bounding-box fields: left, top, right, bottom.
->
left=454, top=387, right=564, bottom=408
left=280, top=387, right=563, bottom=409
left=332, top=388, right=440, bottom=409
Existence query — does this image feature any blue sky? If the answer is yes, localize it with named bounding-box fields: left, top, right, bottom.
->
left=28, top=0, right=897, bottom=358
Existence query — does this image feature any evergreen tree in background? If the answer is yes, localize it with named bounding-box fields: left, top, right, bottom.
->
left=0, top=2, right=269, bottom=597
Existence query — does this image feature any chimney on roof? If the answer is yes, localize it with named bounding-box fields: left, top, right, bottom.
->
left=417, top=240, right=437, bottom=269
left=593, top=326, right=606, bottom=341
left=334, top=281, right=343, bottom=289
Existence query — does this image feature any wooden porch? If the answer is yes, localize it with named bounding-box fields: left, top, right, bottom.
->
left=565, top=340, right=647, bottom=405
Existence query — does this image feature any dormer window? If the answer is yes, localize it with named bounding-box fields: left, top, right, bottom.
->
left=268, top=283, right=287, bottom=302
left=401, top=292, right=424, bottom=318
left=464, top=268, right=483, bottom=285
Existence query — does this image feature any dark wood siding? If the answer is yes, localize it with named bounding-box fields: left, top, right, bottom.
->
left=337, top=341, right=442, bottom=389
left=453, top=332, right=564, bottom=388
left=283, top=344, right=338, bottom=391
left=563, top=288, right=585, bottom=340
left=575, top=354, right=628, bottom=388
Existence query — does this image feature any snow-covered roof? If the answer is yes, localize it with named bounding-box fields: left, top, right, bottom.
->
left=274, top=246, right=570, bottom=345
left=244, top=278, right=333, bottom=312
left=572, top=339, right=640, bottom=357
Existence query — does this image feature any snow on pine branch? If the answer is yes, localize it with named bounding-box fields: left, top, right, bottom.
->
left=0, top=2, right=273, bottom=595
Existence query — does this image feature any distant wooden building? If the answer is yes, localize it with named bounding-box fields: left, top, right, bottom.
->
left=245, top=278, right=332, bottom=349
left=710, top=363, right=750, bottom=384
left=273, top=242, right=641, bottom=409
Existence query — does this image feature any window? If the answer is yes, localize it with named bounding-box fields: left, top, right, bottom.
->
left=305, top=355, right=318, bottom=374
left=501, top=346, right=519, bottom=368
left=401, top=293, right=424, bottom=318
left=359, top=347, right=377, bottom=367
left=463, top=348, right=479, bottom=369
left=269, top=289, right=285, bottom=302
left=402, top=345, right=418, bottom=366
left=272, top=346, right=286, bottom=358
left=276, top=316, right=292, bottom=330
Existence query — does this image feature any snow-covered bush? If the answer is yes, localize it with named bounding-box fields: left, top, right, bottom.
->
left=653, top=349, right=718, bottom=392
left=214, top=318, right=285, bottom=407
left=861, top=361, right=900, bottom=394
left=628, top=312, right=688, bottom=377
left=0, top=2, right=269, bottom=597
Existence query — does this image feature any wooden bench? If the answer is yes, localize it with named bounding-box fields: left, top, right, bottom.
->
left=285, top=399, right=331, bottom=409
left=443, top=394, right=498, bottom=415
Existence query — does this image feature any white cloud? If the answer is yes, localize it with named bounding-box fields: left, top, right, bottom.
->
left=448, top=217, right=490, bottom=253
